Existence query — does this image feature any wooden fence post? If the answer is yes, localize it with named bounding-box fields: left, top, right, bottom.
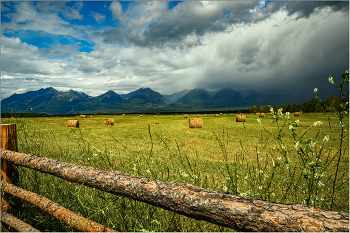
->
left=1, top=124, right=19, bottom=232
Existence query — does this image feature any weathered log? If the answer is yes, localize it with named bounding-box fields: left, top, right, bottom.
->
left=1, top=149, right=349, bottom=232
left=1, top=211, right=40, bottom=232
left=1, top=181, right=116, bottom=232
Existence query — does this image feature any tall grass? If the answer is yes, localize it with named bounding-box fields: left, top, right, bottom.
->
left=1, top=70, right=349, bottom=231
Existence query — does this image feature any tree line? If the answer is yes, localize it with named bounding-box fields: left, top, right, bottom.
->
left=249, top=96, right=349, bottom=113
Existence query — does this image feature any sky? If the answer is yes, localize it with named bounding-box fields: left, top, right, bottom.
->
left=1, top=1, right=349, bottom=101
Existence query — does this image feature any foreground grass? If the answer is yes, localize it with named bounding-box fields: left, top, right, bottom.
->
left=1, top=112, right=349, bottom=232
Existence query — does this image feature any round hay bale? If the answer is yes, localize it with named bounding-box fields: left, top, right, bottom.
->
left=215, top=114, right=219, bottom=117
left=294, top=112, right=301, bottom=116
left=67, top=120, right=79, bottom=128
left=236, top=114, right=246, bottom=122
left=140, top=115, right=143, bottom=117
left=122, top=114, right=125, bottom=116
left=220, top=113, right=223, bottom=115
left=103, top=118, right=114, bottom=126
left=256, top=113, right=259, bottom=115
left=80, top=115, right=87, bottom=118
left=77, top=116, right=80, bottom=118
left=197, top=114, right=200, bottom=117
left=154, top=115, right=157, bottom=118
left=90, top=115, right=93, bottom=117
left=184, top=114, right=188, bottom=118
left=259, top=113, right=265, bottom=118
left=189, top=118, right=203, bottom=128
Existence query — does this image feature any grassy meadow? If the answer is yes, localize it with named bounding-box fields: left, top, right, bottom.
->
left=1, top=112, right=349, bottom=232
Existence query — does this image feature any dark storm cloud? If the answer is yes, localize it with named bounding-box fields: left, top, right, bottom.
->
left=101, top=1, right=349, bottom=49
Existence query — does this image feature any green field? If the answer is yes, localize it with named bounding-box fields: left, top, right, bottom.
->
left=1, top=112, right=349, bottom=232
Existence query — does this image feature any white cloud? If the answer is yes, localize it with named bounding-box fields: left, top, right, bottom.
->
left=91, top=11, right=106, bottom=23
left=109, top=2, right=123, bottom=19
left=1, top=2, right=84, bottom=40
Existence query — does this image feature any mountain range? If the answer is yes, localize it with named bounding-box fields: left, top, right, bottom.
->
left=1, top=87, right=306, bottom=114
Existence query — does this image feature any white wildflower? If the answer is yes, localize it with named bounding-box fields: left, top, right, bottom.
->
left=323, top=135, right=329, bottom=143
left=270, top=107, right=274, bottom=114
left=278, top=108, right=283, bottom=118
left=289, top=125, right=294, bottom=130
left=295, top=120, right=299, bottom=123
left=277, top=157, right=282, bottom=160
left=310, top=141, right=316, bottom=150
left=257, top=118, right=261, bottom=124
left=294, top=141, right=299, bottom=150
left=314, top=88, right=318, bottom=94
left=285, top=112, right=290, bottom=120
left=146, top=169, right=151, bottom=174
left=223, top=185, right=228, bottom=192
left=328, top=76, right=336, bottom=86
left=313, top=121, right=322, bottom=127
left=318, top=181, right=325, bottom=187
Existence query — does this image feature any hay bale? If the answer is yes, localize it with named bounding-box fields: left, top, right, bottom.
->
left=122, top=114, right=125, bottom=116
left=140, top=115, right=143, bottom=117
left=215, top=114, right=219, bottom=117
left=197, top=114, right=200, bottom=117
left=90, top=115, right=93, bottom=117
left=80, top=115, right=87, bottom=118
left=77, top=116, right=80, bottom=118
left=294, top=112, right=300, bottom=116
left=300, top=111, right=303, bottom=114
left=220, top=113, right=223, bottom=115
left=67, top=120, right=79, bottom=128
left=189, top=118, right=203, bottom=128
left=154, top=115, right=157, bottom=118
left=236, top=114, right=246, bottom=122
left=184, top=114, right=188, bottom=118
left=103, top=118, right=114, bottom=126
left=259, top=113, right=265, bottom=118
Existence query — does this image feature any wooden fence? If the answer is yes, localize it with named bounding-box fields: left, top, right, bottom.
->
left=1, top=124, right=349, bottom=232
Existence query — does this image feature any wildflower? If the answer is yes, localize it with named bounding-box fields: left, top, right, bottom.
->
left=223, top=185, right=228, bottom=192
left=278, top=108, right=283, bottom=118
left=323, top=135, right=329, bottom=143
left=289, top=125, right=294, bottom=130
left=146, top=170, right=151, bottom=174
left=313, top=121, right=322, bottom=127
left=270, top=107, right=274, bottom=114
left=294, top=141, right=299, bottom=150
left=314, top=88, right=318, bottom=94
left=328, top=75, right=336, bottom=86
left=295, top=120, right=299, bottom=124
left=309, top=141, right=316, bottom=150
left=285, top=112, right=290, bottom=120
left=286, top=164, right=290, bottom=169
left=318, top=181, right=325, bottom=187
left=257, top=118, right=261, bottom=124
left=277, top=157, right=282, bottom=160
